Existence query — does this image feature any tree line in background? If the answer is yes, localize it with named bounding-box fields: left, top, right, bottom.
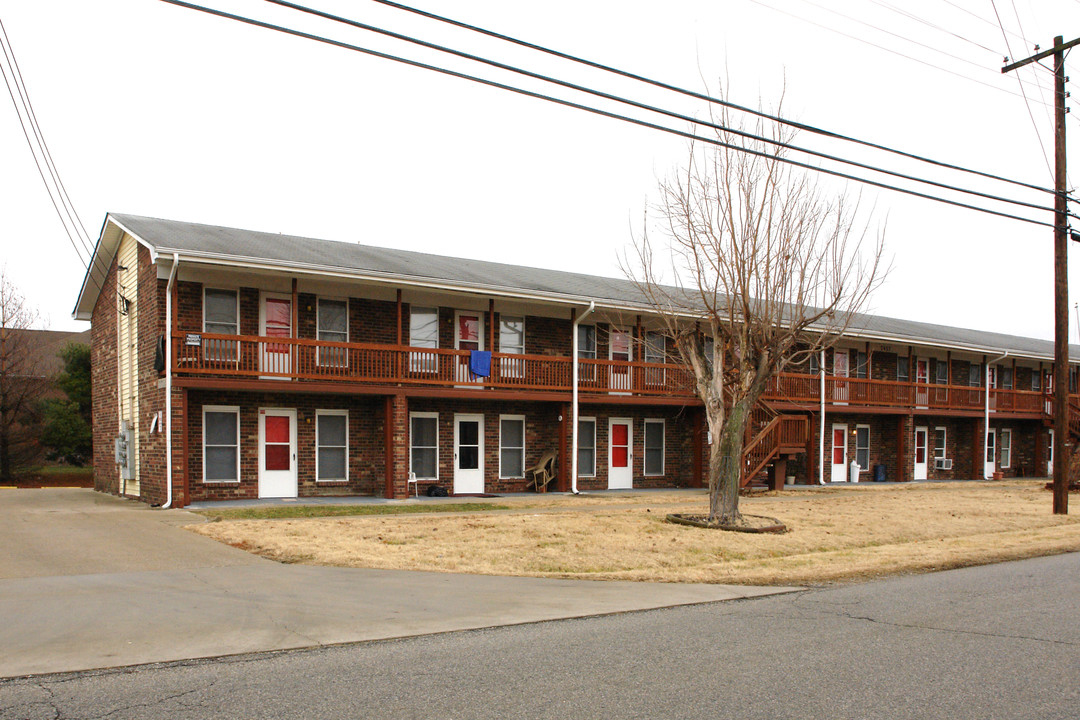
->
left=0, top=271, right=90, bottom=483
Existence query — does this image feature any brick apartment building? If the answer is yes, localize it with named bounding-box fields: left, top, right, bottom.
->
left=73, top=214, right=1078, bottom=506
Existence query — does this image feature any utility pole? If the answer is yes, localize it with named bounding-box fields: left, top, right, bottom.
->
left=1004, top=36, right=1078, bottom=515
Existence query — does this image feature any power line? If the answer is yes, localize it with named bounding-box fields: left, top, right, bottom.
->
left=359, top=0, right=1069, bottom=201
left=0, top=28, right=93, bottom=272
left=746, top=0, right=1052, bottom=108
left=791, top=0, right=1045, bottom=87
left=863, top=0, right=999, bottom=56
left=0, top=17, right=95, bottom=260
left=257, top=0, right=1063, bottom=219
left=990, top=0, right=1055, bottom=182
left=155, top=0, right=1062, bottom=230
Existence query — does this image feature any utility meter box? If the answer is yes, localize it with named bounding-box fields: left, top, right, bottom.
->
left=115, top=421, right=135, bottom=480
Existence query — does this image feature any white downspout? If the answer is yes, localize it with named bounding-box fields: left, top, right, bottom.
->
left=819, top=349, right=826, bottom=485
left=162, top=253, right=179, bottom=508
left=571, top=301, right=596, bottom=494
left=984, top=349, right=1008, bottom=480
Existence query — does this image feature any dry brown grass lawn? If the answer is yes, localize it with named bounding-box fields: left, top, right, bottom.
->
left=189, top=481, right=1080, bottom=585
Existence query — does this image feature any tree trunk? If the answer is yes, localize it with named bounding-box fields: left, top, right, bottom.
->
left=708, top=398, right=751, bottom=524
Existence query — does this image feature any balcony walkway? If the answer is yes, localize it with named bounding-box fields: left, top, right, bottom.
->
left=172, top=333, right=1058, bottom=418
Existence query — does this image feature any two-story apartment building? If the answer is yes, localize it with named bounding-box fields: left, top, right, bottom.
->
left=73, top=214, right=1079, bottom=507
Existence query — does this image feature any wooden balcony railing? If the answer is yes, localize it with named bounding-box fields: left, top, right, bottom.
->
left=174, top=333, right=1063, bottom=414
left=762, top=372, right=1053, bottom=416
left=173, top=333, right=695, bottom=397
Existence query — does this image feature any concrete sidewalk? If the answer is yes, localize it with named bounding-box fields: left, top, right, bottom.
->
left=0, top=489, right=799, bottom=678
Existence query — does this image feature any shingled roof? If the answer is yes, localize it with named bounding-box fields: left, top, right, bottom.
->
left=74, top=213, right=1077, bottom=362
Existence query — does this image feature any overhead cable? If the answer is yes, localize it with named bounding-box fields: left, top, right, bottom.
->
left=156, top=0, right=1062, bottom=230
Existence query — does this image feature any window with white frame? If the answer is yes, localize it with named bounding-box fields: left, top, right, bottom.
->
left=499, top=316, right=525, bottom=379
left=409, top=307, right=438, bottom=373
left=855, top=425, right=870, bottom=471
left=577, top=325, right=596, bottom=381
left=316, top=410, right=348, bottom=482
left=317, top=298, right=348, bottom=368
left=935, top=360, right=948, bottom=385
left=851, top=350, right=869, bottom=379
left=809, top=352, right=820, bottom=376
left=1031, top=371, right=1041, bottom=391
left=203, top=289, right=238, bottom=362
left=409, top=413, right=438, bottom=479
left=1001, top=368, right=1013, bottom=390
left=203, top=406, right=240, bottom=482
left=934, top=427, right=947, bottom=460
left=1000, top=428, right=1012, bottom=469
left=577, top=418, right=596, bottom=477
left=969, top=363, right=982, bottom=386
left=577, top=325, right=596, bottom=359
left=499, top=415, right=525, bottom=478
left=896, top=356, right=909, bottom=382
left=644, top=332, right=665, bottom=386
left=644, top=419, right=665, bottom=476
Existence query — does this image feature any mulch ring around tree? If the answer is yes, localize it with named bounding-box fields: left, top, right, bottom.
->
left=666, top=512, right=788, bottom=533
left=1043, top=481, right=1080, bottom=492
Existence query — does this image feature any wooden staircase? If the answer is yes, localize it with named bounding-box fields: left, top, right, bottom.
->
left=740, top=404, right=809, bottom=488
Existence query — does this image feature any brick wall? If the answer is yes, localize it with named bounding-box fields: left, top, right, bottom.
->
left=184, top=390, right=386, bottom=501
left=91, top=254, right=119, bottom=495
left=136, top=246, right=167, bottom=505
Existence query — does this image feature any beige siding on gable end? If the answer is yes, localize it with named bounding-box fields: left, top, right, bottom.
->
left=117, top=234, right=140, bottom=496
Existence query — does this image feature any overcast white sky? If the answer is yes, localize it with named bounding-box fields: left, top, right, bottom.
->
left=2, top=0, right=1079, bottom=340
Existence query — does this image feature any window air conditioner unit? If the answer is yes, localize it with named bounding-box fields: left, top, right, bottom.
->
left=934, top=458, right=953, bottom=470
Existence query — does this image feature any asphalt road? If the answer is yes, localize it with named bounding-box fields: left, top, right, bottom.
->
left=4, top=552, right=1079, bottom=720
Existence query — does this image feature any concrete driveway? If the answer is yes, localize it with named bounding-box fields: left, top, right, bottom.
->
left=0, top=489, right=798, bottom=678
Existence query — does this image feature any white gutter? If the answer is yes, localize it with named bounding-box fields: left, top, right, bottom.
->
left=984, top=350, right=1008, bottom=480
left=162, top=253, right=179, bottom=508
left=570, top=301, right=596, bottom=494
left=819, top=349, right=826, bottom=485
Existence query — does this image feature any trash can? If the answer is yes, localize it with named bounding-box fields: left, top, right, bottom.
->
left=874, top=464, right=887, bottom=483
left=849, top=460, right=860, bottom=484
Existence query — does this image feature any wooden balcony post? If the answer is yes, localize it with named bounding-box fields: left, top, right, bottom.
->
left=489, top=299, right=496, bottom=353
left=558, top=403, right=569, bottom=492
left=693, top=408, right=704, bottom=488
left=396, top=290, right=402, bottom=381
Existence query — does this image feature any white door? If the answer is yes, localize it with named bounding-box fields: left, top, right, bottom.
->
left=455, top=311, right=483, bottom=383
left=609, top=329, right=632, bottom=393
left=915, top=359, right=929, bottom=407
left=260, top=293, right=293, bottom=376
left=259, top=408, right=297, bottom=498
left=985, top=428, right=996, bottom=479
left=454, top=414, right=484, bottom=494
left=832, top=352, right=849, bottom=403
left=914, top=426, right=928, bottom=480
left=608, top=418, right=633, bottom=488
left=830, top=423, right=848, bottom=482
left=1047, top=429, right=1055, bottom=476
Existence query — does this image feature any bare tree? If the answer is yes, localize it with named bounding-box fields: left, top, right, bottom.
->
left=0, top=270, right=48, bottom=482
left=628, top=101, right=885, bottom=526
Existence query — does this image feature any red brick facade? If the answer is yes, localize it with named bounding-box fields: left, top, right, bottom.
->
left=88, top=230, right=1058, bottom=505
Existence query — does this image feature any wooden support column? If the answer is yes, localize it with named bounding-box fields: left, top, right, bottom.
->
left=396, top=289, right=402, bottom=344
left=384, top=394, right=408, bottom=498
left=558, top=403, right=569, bottom=492
left=896, top=415, right=907, bottom=483
left=291, top=278, right=298, bottom=338
left=973, top=418, right=985, bottom=481
left=635, top=315, right=643, bottom=361
left=489, top=298, right=496, bottom=353
left=947, top=351, right=952, bottom=386
left=693, top=408, right=704, bottom=488
left=768, top=458, right=787, bottom=492
left=806, top=414, right=817, bottom=485
left=180, top=387, right=189, bottom=508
